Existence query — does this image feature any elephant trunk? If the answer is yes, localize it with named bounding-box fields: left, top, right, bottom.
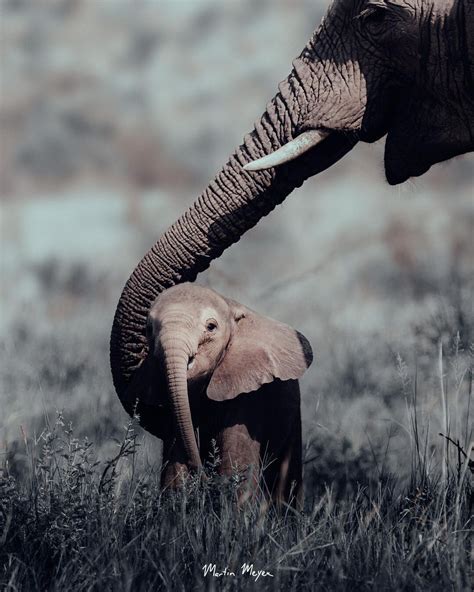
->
left=111, top=66, right=357, bottom=405
left=160, top=334, right=201, bottom=470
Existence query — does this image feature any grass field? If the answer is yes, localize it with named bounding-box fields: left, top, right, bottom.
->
left=1, top=293, right=472, bottom=590
left=0, top=398, right=472, bottom=591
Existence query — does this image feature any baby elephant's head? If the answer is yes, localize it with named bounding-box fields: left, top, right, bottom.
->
left=127, top=283, right=313, bottom=470
left=147, top=283, right=235, bottom=389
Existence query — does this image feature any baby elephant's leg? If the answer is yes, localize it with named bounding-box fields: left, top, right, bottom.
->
left=216, top=423, right=261, bottom=504
left=262, top=380, right=303, bottom=509
left=274, top=411, right=303, bottom=510
left=205, top=395, right=263, bottom=503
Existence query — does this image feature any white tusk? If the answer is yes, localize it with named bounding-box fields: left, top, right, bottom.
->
left=243, top=129, right=330, bottom=172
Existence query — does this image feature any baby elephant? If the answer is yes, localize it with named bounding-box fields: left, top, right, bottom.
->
left=124, top=283, right=313, bottom=507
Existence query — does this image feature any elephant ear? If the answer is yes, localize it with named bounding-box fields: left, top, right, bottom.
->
left=207, top=301, right=313, bottom=401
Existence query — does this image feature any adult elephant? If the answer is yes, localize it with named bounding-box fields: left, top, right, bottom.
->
left=111, top=0, right=473, bottom=441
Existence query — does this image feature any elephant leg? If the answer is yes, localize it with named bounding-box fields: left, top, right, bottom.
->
left=200, top=395, right=263, bottom=504
left=160, top=437, right=190, bottom=489
left=215, top=424, right=262, bottom=505
left=260, top=382, right=303, bottom=510
left=273, top=412, right=303, bottom=510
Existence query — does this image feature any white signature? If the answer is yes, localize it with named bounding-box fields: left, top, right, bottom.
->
left=202, top=563, right=274, bottom=581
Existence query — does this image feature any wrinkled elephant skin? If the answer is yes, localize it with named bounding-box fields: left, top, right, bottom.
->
left=111, top=1, right=473, bottom=475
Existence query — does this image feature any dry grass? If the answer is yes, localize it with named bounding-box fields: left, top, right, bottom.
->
left=1, top=339, right=472, bottom=591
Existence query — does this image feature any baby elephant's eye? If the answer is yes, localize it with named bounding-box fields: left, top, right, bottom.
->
left=206, top=319, right=218, bottom=332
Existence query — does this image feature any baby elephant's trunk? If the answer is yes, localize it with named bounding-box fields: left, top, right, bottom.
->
left=161, top=334, right=202, bottom=470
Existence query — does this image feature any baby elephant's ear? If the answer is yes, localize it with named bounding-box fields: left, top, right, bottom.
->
left=207, top=302, right=313, bottom=401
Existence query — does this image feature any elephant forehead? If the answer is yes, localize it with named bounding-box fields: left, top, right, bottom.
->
left=149, top=284, right=228, bottom=320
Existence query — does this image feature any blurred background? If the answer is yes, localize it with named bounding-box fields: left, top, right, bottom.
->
left=1, top=0, right=472, bottom=493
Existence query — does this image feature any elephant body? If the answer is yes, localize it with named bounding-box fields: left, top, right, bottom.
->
left=161, top=380, right=303, bottom=507
left=125, top=284, right=312, bottom=507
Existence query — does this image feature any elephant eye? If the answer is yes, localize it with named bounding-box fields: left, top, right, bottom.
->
left=205, top=319, right=218, bottom=332
left=359, top=3, right=388, bottom=28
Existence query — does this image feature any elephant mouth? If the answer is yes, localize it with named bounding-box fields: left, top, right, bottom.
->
left=384, top=143, right=432, bottom=185
left=243, top=120, right=434, bottom=186
left=186, top=356, right=209, bottom=389
left=382, top=102, right=436, bottom=185
left=245, top=124, right=436, bottom=186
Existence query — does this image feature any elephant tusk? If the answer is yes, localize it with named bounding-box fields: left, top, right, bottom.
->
left=243, top=129, right=330, bottom=171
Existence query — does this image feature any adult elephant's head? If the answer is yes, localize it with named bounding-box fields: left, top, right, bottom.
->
left=111, top=0, right=473, bottom=411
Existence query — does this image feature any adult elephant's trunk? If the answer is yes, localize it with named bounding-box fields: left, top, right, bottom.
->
left=111, top=66, right=357, bottom=405
left=160, top=335, right=201, bottom=470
